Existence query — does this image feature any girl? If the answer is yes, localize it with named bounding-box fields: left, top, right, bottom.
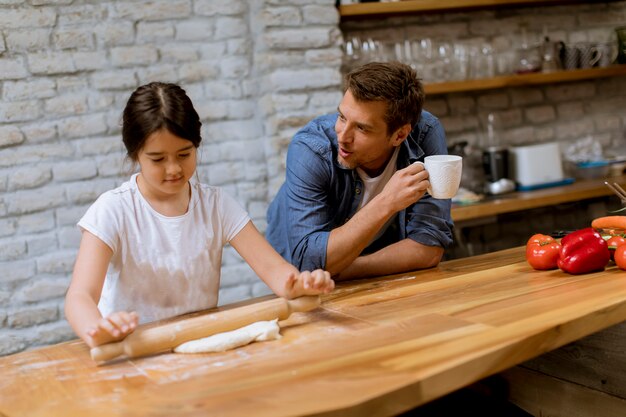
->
left=65, top=82, right=334, bottom=348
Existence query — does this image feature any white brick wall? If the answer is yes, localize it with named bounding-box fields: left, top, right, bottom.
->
left=0, top=0, right=340, bottom=355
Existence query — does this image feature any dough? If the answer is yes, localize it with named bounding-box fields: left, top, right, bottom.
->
left=173, top=319, right=281, bottom=353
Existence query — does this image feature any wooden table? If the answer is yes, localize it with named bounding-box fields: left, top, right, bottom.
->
left=2, top=247, right=626, bottom=417
left=452, top=174, right=626, bottom=222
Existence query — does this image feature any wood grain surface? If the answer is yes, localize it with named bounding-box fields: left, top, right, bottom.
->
left=1, top=246, right=625, bottom=417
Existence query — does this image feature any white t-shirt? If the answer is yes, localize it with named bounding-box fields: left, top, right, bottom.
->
left=77, top=174, right=250, bottom=324
left=356, top=147, right=400, bottom=244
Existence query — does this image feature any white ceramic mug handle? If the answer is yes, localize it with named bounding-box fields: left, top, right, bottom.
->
left=412, top=161, right=432, bottom=196
left=590, top=47, right=602, bottom=66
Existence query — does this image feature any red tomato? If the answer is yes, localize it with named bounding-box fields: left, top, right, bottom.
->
left=526, top=234, right=561, bottom=270
left=527, top=234, right=555, bottom=245
left=615, top=245, right=626, bottom=270
left=606, top=236, right=626, bottom=261
left=607, top=236, right=626, bottom=248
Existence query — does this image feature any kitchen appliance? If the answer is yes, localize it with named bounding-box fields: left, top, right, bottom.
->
left=482, top=146, right=516, bottom=194
left=509, top=142, right=570, bottom=190
left=480, top=113, right=515, bottom=195
left=482, top=146, right=508, bottom=182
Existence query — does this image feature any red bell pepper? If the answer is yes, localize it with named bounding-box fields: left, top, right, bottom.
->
left=557, top=228, right=610, bottom=275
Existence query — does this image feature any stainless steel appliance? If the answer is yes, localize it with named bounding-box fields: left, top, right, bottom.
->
left=482, top=146, right=516, bottom=194
left=481, top=113, right=515, bottom=195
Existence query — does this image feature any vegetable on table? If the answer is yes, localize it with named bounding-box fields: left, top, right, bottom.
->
left=615, top=245, right=626, bottom=270
left=525, top=234, right=561, bottom=270
left=557, top=228, right=611, bottom=275
left=606, top=235, right=626, bottom=261
left=591, top=215, right=626, bottom=235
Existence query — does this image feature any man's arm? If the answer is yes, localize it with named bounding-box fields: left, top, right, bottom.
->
left=333, top=238, right=443, bottom=281
left=325, top=162, right=430, bottom=276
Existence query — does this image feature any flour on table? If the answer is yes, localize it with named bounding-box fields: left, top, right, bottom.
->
left=173, top=319, right=281, bottom=353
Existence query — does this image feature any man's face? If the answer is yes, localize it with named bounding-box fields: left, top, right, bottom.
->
left=334, top=90, right=407, bottom=177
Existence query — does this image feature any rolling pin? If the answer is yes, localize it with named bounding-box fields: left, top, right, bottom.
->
left=90, top=295, right=320, bottom=363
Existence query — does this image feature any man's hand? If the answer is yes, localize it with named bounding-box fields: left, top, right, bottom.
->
left=378, top=162, right=430, bottom=215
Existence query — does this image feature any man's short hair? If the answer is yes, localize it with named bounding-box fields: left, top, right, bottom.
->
left=344, top=61, right=425, bottom=135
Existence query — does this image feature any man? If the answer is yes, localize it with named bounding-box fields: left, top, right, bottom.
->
left=267, top=61, right=453, bottom=281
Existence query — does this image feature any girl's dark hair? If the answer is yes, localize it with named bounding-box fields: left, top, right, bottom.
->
left=122, top=82, right=202, bottom=161
left=344, top=61, right=424, bottom=135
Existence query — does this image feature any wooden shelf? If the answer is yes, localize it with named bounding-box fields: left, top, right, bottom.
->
left=340, top=0, right=605, bottom=19
left=424, top=65, right=626, bottom=95
left=451, top=174, right=626, bottom=222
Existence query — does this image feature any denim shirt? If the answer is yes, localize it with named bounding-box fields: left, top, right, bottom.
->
left=266, top=111, right=454, bottom=271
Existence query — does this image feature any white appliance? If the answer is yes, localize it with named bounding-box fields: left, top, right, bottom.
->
left=509, top=142, right=565, bottom=188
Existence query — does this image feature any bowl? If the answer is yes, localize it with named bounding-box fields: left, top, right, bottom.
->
left=572, top=161, right=610, bottom=180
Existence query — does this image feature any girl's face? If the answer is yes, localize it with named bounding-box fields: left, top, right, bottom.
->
left=136, top=128, right=197, bottom=199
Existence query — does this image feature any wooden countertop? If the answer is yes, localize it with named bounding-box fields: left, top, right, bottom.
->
left=452, top=174, right=626, bottom=222
left=2, top=247, right=626, bottom=416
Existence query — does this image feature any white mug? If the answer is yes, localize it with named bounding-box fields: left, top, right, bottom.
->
left=577, top=43, right=602, bottom=69
left=415, top=155, right=463, bottom=199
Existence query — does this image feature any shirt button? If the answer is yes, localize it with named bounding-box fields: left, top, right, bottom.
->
left=355, top=188, right=361, bottom=195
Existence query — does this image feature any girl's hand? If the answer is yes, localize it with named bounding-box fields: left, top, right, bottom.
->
left=86, top=311, right=139, bottom=347
left=286, top=269, right=335, bottom=298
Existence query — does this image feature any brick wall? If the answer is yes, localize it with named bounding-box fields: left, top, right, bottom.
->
left=0, top=0, right=340, bottom=356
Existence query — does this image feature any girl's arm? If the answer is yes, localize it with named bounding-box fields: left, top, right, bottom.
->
left=64, top=231, right=138, bottom=348
left=230, top=221, right=335, bottom=299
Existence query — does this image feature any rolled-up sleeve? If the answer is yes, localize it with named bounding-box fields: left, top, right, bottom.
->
left=406, top=116, right=454, bottom=248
